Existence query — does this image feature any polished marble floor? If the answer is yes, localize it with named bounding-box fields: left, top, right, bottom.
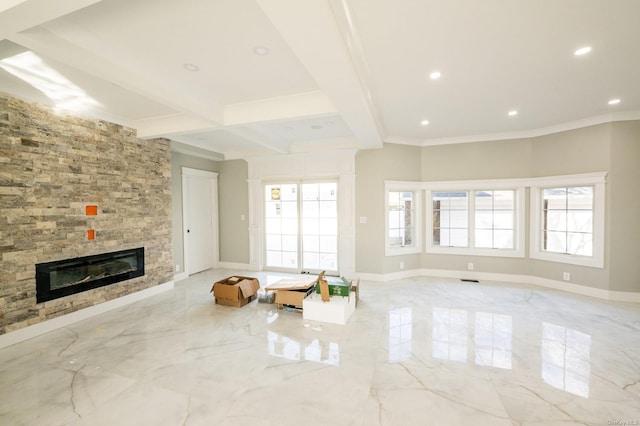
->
left=1, top=269, right=639, bottom=426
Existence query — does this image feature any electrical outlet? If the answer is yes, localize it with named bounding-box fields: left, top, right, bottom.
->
left=563, top=272, right=570, bottom=281
left=400, top=261, right=404, bottom=270
left=175, top=264, right=180, bottom=272
left=468, top=262, right=474, bottom=271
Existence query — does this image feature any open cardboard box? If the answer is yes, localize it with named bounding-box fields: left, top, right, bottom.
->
left=211, top=276, right=260, bottom=308
left=265, top=276, right=316, bottom=308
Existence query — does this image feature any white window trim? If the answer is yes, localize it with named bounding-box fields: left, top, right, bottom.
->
left=425, top=178, right=527, bottom=258
left=529, top=172, right=606, bottom=268
left=385, top=181, right=423, bottom=256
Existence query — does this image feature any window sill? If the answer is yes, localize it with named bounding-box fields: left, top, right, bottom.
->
left=530, top=251, right=603, bottom=268
left=425, top=246, right=525, bottom=258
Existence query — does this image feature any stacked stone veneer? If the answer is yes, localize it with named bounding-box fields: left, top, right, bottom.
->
left=0, top=95, right=173, bottom=335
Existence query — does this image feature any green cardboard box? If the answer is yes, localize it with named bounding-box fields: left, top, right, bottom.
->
left=315, top=276, right=352, bottom=297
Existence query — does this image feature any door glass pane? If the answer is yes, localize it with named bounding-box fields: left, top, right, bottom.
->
left=303, top=252, right=320, bottom=270
left=303, top=235, right=320, bottom=252
left=320, top=253, right=337, bottom=270
left=265, top=184, right=298, bottom=269
left=301, top=182, right=338, bottom=273
left=265, top=182, right=339, bottom=272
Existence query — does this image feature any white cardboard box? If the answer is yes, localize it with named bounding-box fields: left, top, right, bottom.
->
left=303, top=292, right=356, bottom=325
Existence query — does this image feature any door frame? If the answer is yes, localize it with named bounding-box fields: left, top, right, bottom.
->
left=182, top=167, right=219, bottom=275
left=246, top=150, right=357, bottom=277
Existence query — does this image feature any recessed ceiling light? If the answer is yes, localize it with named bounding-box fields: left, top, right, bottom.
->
left=508, top=110, right=518, bottom=116
left=608, top=98, right=621, bottom=105
left=429, top=71, right=442, bottom=80
left=420, top=120, right=429, bottom=126
left=574, top=46, right=592, bottom=56
left=325, top=121, right=334, bottom=126
left=253, top=46, right=270, bottom=56
left=183, top=63, right=199, bottom=72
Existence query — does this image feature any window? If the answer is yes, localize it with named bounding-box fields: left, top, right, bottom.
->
left=433, top=191, right=468, bottom=247
left=385, top=182, right=422, bottom=255
left=475, top=190, right=515, bottom=249
left=530, top=173, right=606, bottom=268
left=426, top=180, right=525, bottom=258
left=388, top=191, right=414, bottom=247
left=542, top=187, right=593, bottom=256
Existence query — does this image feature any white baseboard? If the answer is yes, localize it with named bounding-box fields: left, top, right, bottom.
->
left=355, top=268, right=640, bottom=303
left=217, top=262, right=251, bottom=270
left=174, top=272, right=189, bottom=282
left=0, top=281, right=174, bottom=349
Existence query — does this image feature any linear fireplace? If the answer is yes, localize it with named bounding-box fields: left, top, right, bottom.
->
left=36, top=247, right=145, bottom=303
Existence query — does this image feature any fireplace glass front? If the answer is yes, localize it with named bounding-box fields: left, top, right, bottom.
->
left=36, top=247, right=145, bottom=303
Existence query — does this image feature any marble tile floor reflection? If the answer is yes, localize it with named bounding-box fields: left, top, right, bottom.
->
left=1, top=270, right=640, bottom=426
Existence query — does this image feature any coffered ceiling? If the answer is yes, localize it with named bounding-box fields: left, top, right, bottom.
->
left=1, top=0, right=639, bottom=160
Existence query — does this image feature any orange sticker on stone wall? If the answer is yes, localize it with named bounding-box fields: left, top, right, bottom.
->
left=85, top=205, right=98, bottom=215
left=87, top=229, right=95, bottom=240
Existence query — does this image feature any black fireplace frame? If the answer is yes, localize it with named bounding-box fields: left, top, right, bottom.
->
left=35, top=247, right=145, bottom=303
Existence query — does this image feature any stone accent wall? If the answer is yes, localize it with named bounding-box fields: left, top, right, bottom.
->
left=0, top=95, right=173, bottom=335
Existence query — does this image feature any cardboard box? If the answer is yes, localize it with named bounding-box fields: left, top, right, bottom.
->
left=303, top=293, right=356, bottom=325
left=265, top=277, right=316, bottom=308
left=211, top=276, right=260, bottom=307
left=315, top=276, right=352, bottom=297
left=351, top=278, right=360, bottom=307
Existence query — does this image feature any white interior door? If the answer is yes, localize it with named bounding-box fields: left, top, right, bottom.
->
left=183, top=168, right=218, bottom=275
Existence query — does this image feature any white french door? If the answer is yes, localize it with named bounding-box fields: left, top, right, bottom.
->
left=264, top=181, right=338, bottom=274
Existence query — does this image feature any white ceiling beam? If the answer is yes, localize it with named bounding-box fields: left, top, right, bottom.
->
left=256, top=0, right=383, bottom=150
left=0, top=0, right=103, bottom=40
left=225, top=126, right=289, bottom=155
left=224, top=91, right=336, bottom=126
left=134, top=114, right=218, bottom=139
left=9, top=29, right=225, bottom=126
left=170, top=140, right=225, bottom=161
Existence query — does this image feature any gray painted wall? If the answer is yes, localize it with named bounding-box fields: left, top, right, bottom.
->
left=218, top=159, right=250, bottom=264
left=529, top=124, right=612, bottom=289
left=354, top=122, right=639, bottom=294
left=356, top=143, right=422, bottom=274
left=422, top=138, right=533, bottom=181
left=609, top=121, right=640, bottom=292
left=169, top=120, right=639, bottom=294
